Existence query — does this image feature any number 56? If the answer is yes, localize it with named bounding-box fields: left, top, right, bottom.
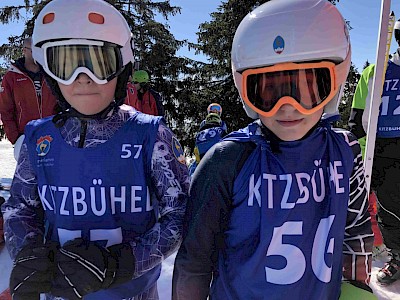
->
left=266, top=216, right=335, bottom=284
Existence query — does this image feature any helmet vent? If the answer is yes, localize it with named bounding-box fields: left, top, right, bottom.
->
left=88, top=12, right=105, bottom=24
left=42, top=13, right=55, bottom=24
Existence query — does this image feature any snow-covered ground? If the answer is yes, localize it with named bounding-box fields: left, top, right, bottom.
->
left=0, top=139, right=15, bottom=179
left=1, top=139, right=399, bottom=299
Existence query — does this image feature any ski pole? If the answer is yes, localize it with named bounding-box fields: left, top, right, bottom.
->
left=363, top=2, right=395, bottom=195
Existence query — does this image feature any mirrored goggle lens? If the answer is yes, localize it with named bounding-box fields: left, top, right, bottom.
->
left=209, top=105, right=221, bottom=112
left=246, top=67, right=332, bottom=113
left=46, top=44, right=122, bottom=82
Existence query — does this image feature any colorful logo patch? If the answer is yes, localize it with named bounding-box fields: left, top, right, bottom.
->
left=273, top=36, right=285, bottom=54
left=36, top=135, right=53, bottom=157
left=172, top=136, right=186, bottom=164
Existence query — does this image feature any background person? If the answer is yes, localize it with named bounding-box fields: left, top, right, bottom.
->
left=348, top=17, right=400, bottom=286
left=188, top=112, right=227, bottom=176
left=125, top=70, right=165, bottom=116
left=0, top=37, right=57, bottom=145
left=199, top=102, right=227, bottom=132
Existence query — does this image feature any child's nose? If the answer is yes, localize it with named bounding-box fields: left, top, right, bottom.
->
left=279, top=102, right=297, bottom=113
left=76, top=73, right=92, bottom=84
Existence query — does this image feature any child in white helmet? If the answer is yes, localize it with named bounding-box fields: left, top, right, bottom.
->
left=173, top=0, right=374, bottom=299
left=2, top=0, right=189, bottom=299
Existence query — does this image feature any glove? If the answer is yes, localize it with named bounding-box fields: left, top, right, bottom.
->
left=339, top=281, right=377, bottom=300
left=9, top=241, right=57, bottom=300
left=52, top=238, right=135, bottom=299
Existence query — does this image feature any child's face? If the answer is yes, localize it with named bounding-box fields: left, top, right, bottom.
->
left=59, top=74, right=117, bottom=115
left=259, top=104, right=323, bottom=141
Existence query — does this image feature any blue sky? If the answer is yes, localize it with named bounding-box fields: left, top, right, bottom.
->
left=336, top=0, right=400, bottom=71
left=1, top=0, right=399, bottom=72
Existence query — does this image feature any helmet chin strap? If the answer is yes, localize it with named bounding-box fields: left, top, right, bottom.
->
left=52, top=100, right=117, bottom=128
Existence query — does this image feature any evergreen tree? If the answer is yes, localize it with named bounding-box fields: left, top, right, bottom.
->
left=362, top=59, right=371, bottom=70
left=336, top=63, right=360, bottom=129
left=0, top=1, right=49, bottom=62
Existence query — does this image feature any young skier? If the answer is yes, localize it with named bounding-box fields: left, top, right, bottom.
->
left=189, top=113, right=227, bottom=176
left=2, top=0, right=189, bottom=299
left=172, top=0, right=374, bottom=299
left=348, top=18, right=400, bottom=285
left=199, top=103, right=228, bottom=133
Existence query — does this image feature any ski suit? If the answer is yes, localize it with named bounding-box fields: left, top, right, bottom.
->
left=199, top=119, right=228, bottom=133
left=173, top=120, right=373, bottom=300
left=0, top=57, right=57, bottom=144
left=348, top=49, right=400, bottom=253
left=189, top=124, right=227, bottom=176
left=125, top=82, right=164, bottom=117
left=2, top=105, right=189, bottom=299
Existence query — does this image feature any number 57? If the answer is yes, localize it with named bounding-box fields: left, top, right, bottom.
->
left=121, top=144, right=142, bottom=159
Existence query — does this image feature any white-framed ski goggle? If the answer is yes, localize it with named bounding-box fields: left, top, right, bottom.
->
left=41, top=39, right=124, bottom=85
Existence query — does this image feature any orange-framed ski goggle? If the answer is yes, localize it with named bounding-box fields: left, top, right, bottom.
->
left=241, top=59, right=348, bottom=117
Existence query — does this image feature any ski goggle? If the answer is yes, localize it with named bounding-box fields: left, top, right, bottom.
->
left=208, top=104, right=222, bottom=114
left=41, top=39, right=124, bottom=85
left=241, top=60, right=347, bottom=117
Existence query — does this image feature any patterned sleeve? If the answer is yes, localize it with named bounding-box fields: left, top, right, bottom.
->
left=132, top=122, right=190, bottom=277
left=340, top=130, right=374, bottom=284
left=2, top=142, right=44, bottom=260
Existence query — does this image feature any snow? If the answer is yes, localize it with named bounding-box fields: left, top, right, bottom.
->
left=1, top=139, right=399, bottom=299
left=370, top=250, right=400, bottom=300
left=0, top=139, right=15, bottom=179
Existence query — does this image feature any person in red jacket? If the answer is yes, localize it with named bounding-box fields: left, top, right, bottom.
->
left=0, top=37, right=57, bottom=145
left=125, top=70, right=164, bottom=116
left=125, top=80, right=158, bottom=115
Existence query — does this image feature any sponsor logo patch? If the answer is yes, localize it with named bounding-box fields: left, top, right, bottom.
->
left=36, top=135, right=53, bottom=157
left=172, top=136, right=186, bottom=164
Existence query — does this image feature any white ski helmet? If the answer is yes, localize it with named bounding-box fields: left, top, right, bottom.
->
left=32, top=0, right=134, bottom=71
left=231, top=0, right=351, bottom=119
left=31, top=0, right=134, bottom=116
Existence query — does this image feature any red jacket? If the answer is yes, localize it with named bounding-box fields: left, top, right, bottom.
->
left=0, top=58, right=57, bottom=144
left=125, top=82, right=161, bottom=116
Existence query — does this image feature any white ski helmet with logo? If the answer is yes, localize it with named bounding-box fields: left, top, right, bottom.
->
left=231, top=0, right=351, bottom=119
left=32, top=0, right=134, bottom=68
